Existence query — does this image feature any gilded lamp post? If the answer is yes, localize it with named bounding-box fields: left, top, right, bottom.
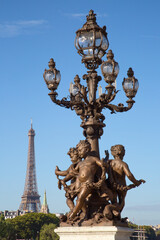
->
left=43, top=10, right=144, bottom=226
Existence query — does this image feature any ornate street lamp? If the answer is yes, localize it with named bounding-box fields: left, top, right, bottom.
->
left=43, top=10, right=139, bottom=156
left=101, top=49, right=119, bottom=84
left=43, top=10, right=143, bottom=226
left=75, top=9, right=109, bottom=69
left=122, top=67, right=139, bottom=99
left=43, top=58, right=61, bottom=94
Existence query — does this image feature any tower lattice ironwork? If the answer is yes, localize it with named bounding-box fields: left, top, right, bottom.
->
left=19, top=123, right=41, bottom=212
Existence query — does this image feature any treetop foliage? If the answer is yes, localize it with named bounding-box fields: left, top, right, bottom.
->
left=1, top=213, right=59, bottom=240
left=129, top=222, right=157, bottom=240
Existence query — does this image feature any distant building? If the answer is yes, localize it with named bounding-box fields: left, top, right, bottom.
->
left=0, top=210, right=22, bottom=219
left=152, top=224, right=160, bottom=231
left=55, top=213, right=63, bottom=218
left=156, top=224, right=160, bottom=230
left=40, top=190, right=49, bottom=214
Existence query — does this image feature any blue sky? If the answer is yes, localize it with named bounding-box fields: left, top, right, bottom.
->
left=0, top=0, right=160, bottom=226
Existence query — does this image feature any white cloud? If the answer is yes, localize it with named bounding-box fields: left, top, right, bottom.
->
left=16, top=20, right=47, bottom=26
left=0, top=20, right=48, bottom=38
left=97, top=13, right=108, bottom=18
left=71, top=13, right=86, bottom=18
left=64, top=12, right=108, bottom=19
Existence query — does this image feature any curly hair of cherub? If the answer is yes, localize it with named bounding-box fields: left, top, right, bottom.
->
left=67, top=147, right=78, bottom=157
left=111, top=144, right=125, bottom=159
left=76, top=140, right=91, bottom=152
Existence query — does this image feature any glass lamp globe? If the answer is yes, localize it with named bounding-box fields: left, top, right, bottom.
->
left=101, top=50, right=119, bottom=83
left=43, top=59, right=61, bottom=91
left=72, top=85, right=80, bottom=96
left=122, top=68, right=139, bottom=98
left=69, top=82, right=80, bottom=96
left=75, top=10, right=109, bottom=69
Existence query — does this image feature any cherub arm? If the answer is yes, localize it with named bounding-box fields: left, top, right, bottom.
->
left=55, top=166, right=70, bottom=176
left=62, top=174, right=74, bottom=183
left=123, top=162, right=145, bottom=186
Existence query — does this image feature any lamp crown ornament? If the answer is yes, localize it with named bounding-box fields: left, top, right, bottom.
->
left=43, top=10, right=145, bottom=227
left=48, top=58, right=55, bottom=69
left=86, top=9, right=96, bottom=23
left=107, top=49, right=114, bottom=59
left=127, top=67, right=134, bottom=77
left=74, top=75, right=80, bottom=85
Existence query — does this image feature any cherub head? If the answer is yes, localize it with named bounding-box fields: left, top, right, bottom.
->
left=76, top=140, right=91, bottom=159
left=67, top=147, right=80, bottom=164
left=111, top=144, right=125, bottom=160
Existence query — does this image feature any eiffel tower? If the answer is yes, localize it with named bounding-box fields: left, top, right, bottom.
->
left=19, top=122, right=41, bottom=212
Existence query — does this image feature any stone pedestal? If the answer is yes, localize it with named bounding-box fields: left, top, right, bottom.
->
left=55, top=226, right=134, bottom=240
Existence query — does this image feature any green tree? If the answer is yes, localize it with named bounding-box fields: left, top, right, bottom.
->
left=0, top=215, right=15, bottom=240
left=144, top=226, right=156, bottom=240
left=4, top=222, right=15, bottom=240
left=156, top=230, right=160, bottom=236
left=7, top=213, right=59, bottom=239
left=40, top=223, right=59, bottom=240
left=129, top=223, right=156, bottom=240
left=156, top=234, right=160, bottom=240
left=0, top=214, right=6, bottom=239
left=128, top=222, right=138, bottom=229
left=156, top=230, right=160, bottom=240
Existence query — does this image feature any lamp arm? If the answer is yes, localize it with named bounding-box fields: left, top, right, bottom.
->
left=48, top=91, right=86, bottom=111
left=96, top=88, right=113, bottom=105
left=96, top=88, right=118, bottom=110
left=49, top=93, right=71, bottom=109
left=104, top=98, right=135, bottom=114
left=107, top=89, right=119, bottom=103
